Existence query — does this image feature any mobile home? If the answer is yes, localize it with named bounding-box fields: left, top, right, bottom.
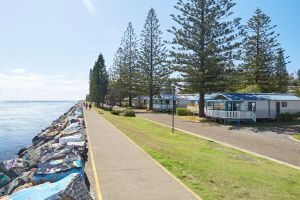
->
left=153, top=94, right=187, bottom=111
left=185, top=94, right=215, bottom=114
left=205, top=93, right=300, bottom=123
left=132, top=96, right=149, bottom=109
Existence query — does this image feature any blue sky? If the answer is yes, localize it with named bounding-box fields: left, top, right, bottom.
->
left=0, top=0, right=299, bottom=100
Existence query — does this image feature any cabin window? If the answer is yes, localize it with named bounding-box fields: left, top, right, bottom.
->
left=214, top=102, right=224, bottom=110
left=165, top=100, right=170, bottom=105
left=207, top=102, right=214, bottom=110
left=207, top=102, right=214, bottom=106
left=281, top=102, right=287, bottom=107
left=248, top=102, right=256, bottom=112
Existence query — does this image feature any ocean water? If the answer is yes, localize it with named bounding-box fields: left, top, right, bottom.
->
left=0, top=101, right=76, bottom=161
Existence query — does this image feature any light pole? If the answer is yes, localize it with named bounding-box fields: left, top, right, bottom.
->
left=172, top=84, right=175, bottom=133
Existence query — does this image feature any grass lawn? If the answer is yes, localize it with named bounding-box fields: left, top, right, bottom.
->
left=292, top=134, right=300, bottom=141
left=95, top=108, right=300, bottom=200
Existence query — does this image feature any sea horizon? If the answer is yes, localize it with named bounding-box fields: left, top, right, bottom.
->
left=0, top=101, right=77, bottom=160
left=0, top=100, right=82, bottom=103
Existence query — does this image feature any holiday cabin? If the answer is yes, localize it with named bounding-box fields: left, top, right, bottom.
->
left=205, top=93, right=300, bottom=124
left=153, top=93, right=214, bottom=112
left=132, top=96, right=149, bottom=109
left=153, top=94, right=188, bottom=111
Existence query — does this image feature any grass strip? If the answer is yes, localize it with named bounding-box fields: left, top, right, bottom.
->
left=292, top=134, right=300, bottom=141
left=96, top=108, right=300, bottom=200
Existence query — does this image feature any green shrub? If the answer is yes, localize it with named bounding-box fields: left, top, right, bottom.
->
left=121, top=109, right=136, bottom=117
left=111, top=110, right=121, bottom=115
left=121, top=103, right=129, bottom=107
left=276, top=112, right=300, bottom=122
left=102, top=107, right=110, bottom=111
left=176, top=108, right=193, bottom=116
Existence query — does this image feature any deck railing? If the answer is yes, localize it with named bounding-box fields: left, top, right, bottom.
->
left=205, top=110, right=256, bottom=122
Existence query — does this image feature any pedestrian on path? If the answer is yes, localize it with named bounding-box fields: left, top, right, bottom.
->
left=89, top=104, right=92, bottom=110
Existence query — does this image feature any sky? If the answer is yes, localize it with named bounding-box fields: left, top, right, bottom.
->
left=0, top=0, right=299, bottom=100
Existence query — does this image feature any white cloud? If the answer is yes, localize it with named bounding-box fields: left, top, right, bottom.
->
left=11, top=68, right=26, bottom=74
left=0, top=69, right=88, bottom=101
left=81, top=0, right=96, bottom=16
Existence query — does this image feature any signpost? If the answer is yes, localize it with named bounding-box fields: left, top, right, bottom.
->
left=172, top=84, right=175, bottom=133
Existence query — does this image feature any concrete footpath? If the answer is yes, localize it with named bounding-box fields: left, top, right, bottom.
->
left=84, top=109, right=199, bottom=200
left=138, top=113, right=300, bottom=168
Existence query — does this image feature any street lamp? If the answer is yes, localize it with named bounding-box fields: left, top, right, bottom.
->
left=172, top=84, right=176, bottom=133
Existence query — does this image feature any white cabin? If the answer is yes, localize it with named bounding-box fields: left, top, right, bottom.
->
left=153, top=94, right=187, bottom=111
left=132, top=96, right=149, bottom=109
left=206, top=93, right=300, bottom=122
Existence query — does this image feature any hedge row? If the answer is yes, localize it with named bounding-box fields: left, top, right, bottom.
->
left=110, top=108, right=135, bottom=117
left=276, top=112, right=300, bottom=122
left=176, top=108, right=193, bottom=116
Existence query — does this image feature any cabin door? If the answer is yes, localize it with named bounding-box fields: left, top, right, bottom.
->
left=227, top=102, right=240, bottom=111
left=276, top=102, right=280, bottom=115
left=232, top=103, right=240, bottom=111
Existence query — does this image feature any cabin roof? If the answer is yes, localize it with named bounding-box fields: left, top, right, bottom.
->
left=260, top=94, right=300, bottom=101
left=134, top=96, right=149, bottom=100
left=154, top=94, right=182, bottom=100
left=211, top=93, right=300, bottom=101
left=154, top=94, right=216, bottom=101
left=177, top=94, right=198, bottom=101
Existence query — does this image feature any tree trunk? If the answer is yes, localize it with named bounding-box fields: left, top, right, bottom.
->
left=149, top=73, right=153, bottom=110
left=149, top=91, right=153, bottom=110
left=198, top=2, right=205, bottom=118
left=129, top=94, right=132, bottom=107
left=198, top=92, right=205, bottom=117
left=128, top=32, right=133, bottom=108
left=149, top=17, right=154, bottom=111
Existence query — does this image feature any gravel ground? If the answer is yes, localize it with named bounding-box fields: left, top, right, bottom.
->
left=137, top=112, right=300, bottom=167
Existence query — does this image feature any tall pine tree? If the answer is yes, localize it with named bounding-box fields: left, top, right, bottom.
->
left=98, top=54, right=109, bottom=107
left=110, top=48, right=124, bottom=84
left=169, top=0, right=242, bottom=117
left=139, top=8, right=170, bottom=110
left=88, top=68, right=93, bottom=101
left=120, top=22, right=139, bottom=107
left=274, top=48, right=289, bottom=92
left=109, top=47, right=127, bottom=104
left=89, top=54, right=108, bottom=107
left=90, top=62, right=101, bottom=107
left=241, top=8, right=280, bottom=92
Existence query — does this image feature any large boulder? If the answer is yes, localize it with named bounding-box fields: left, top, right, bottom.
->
left=2, top=171, right=34, bottom=195
left=8, top=173, right=92, bottom=200
left=0, top=173, right=10, bottom=189
left=0, top=159, right=28, bottom=179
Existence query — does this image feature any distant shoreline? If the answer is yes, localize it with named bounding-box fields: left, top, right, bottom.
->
left=0, top=100, right=79, bottom=103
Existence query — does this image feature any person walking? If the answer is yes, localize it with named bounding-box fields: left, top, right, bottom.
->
left=89, top=104, right=92, bottom=110
left=85, top=102, right=88, bottom=110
